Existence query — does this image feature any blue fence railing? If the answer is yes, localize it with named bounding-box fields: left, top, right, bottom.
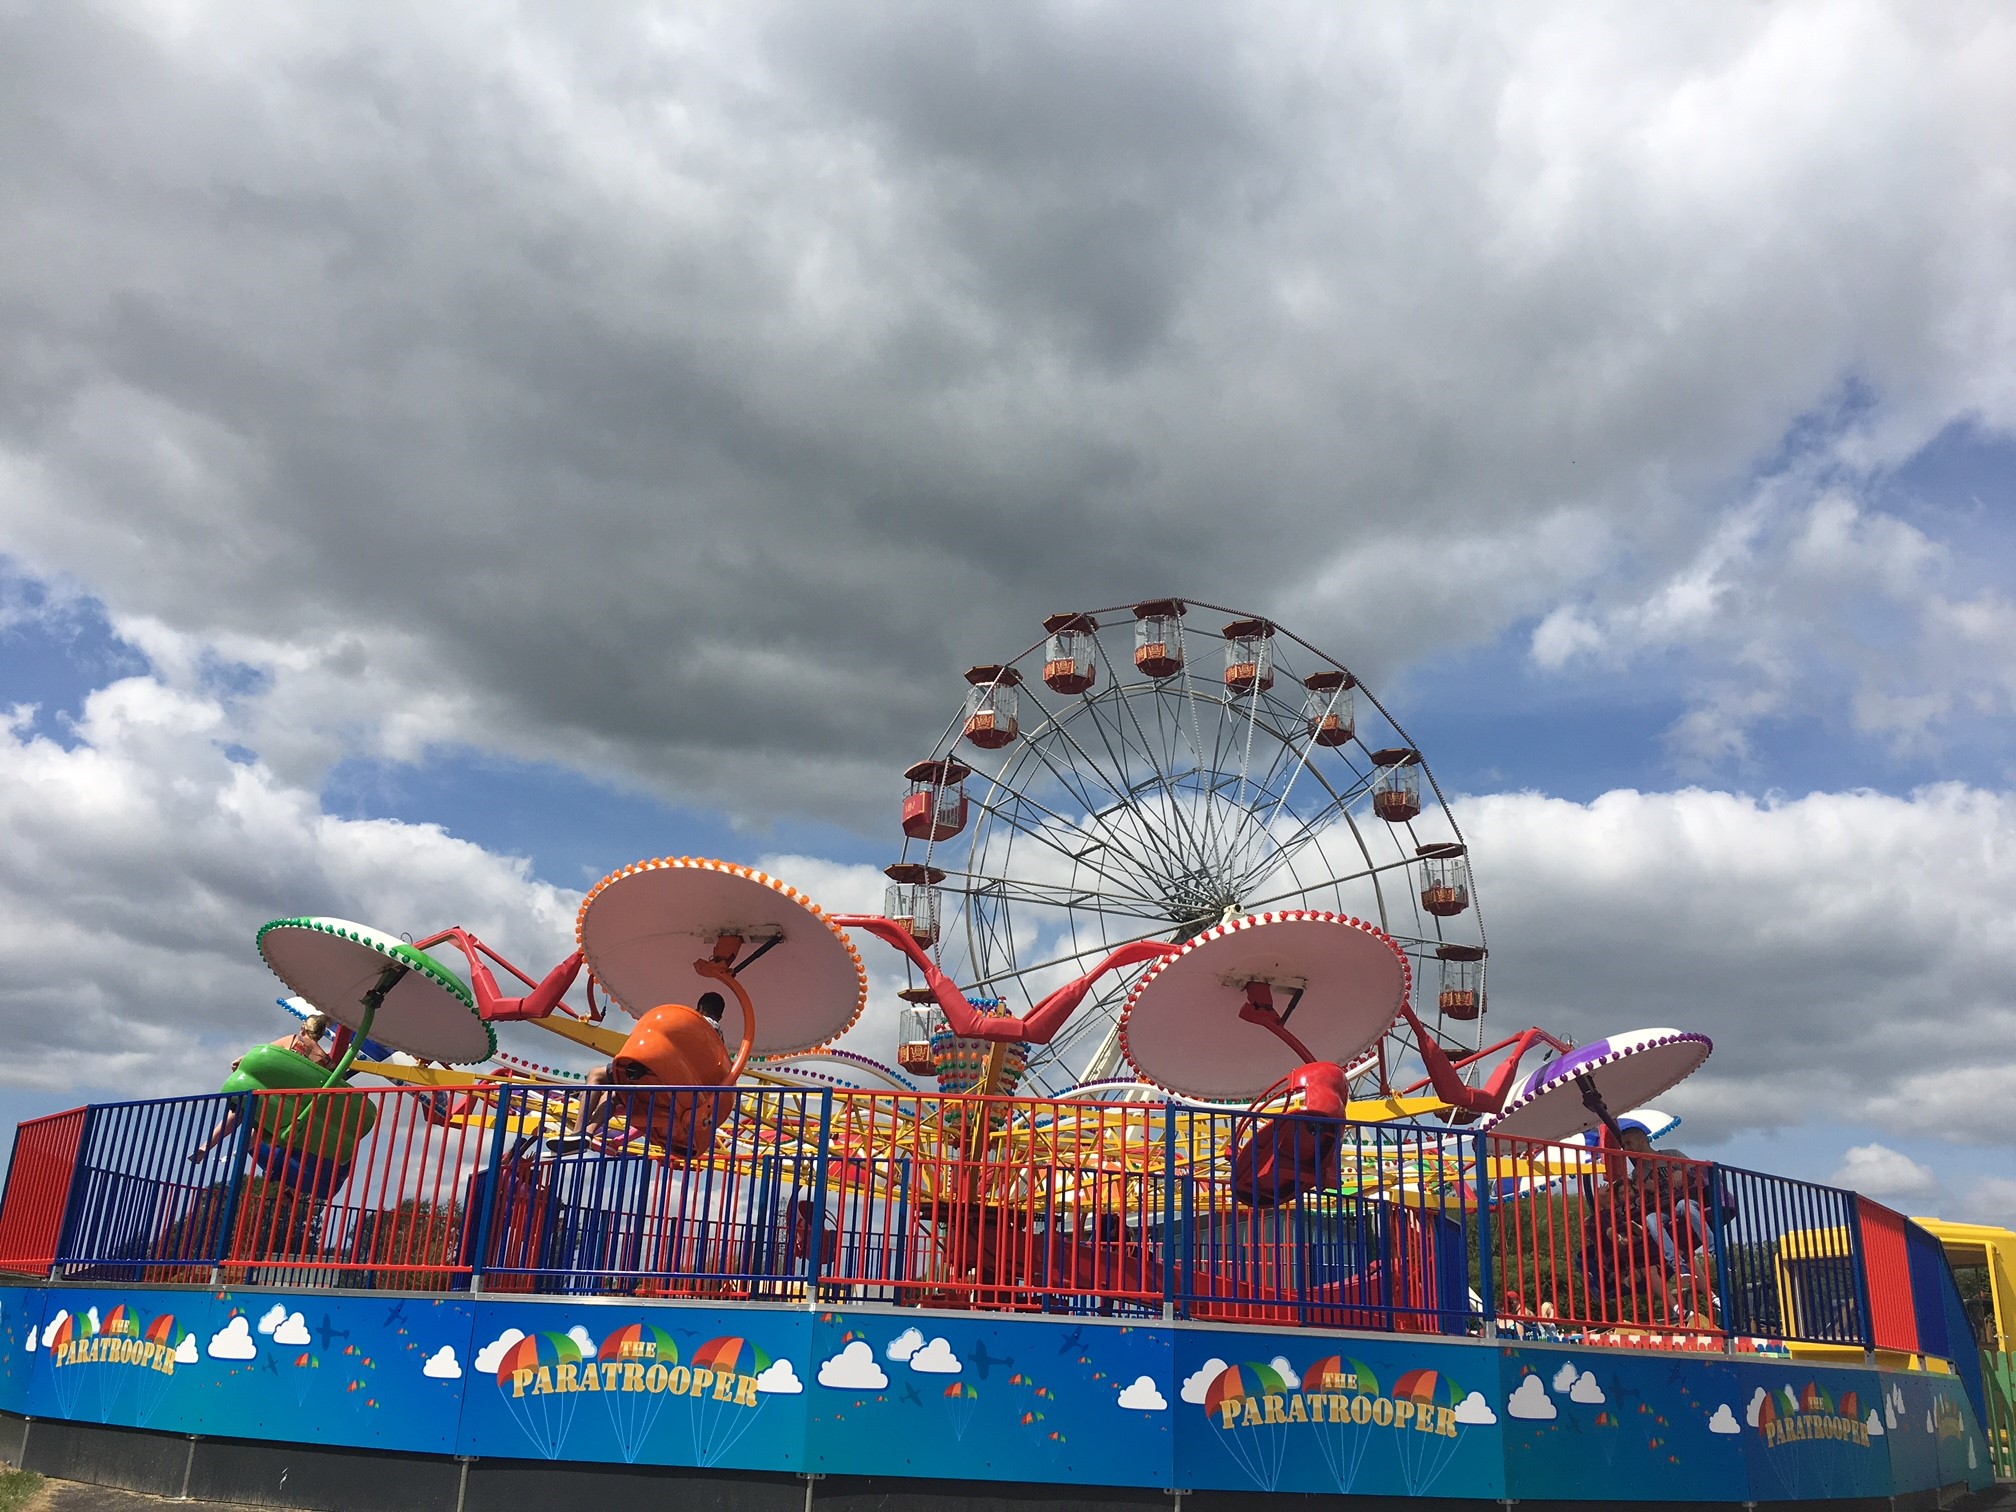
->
left=0, top=1086, right=1979, bottom=1376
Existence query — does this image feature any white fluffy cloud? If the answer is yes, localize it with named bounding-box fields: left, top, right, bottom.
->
left=1569, top=1372, right=1607, bottom=1405
left=0, top=677, right=580, bottom=1089
left=207, top=1316, right=256, bottom=1361
left=1708, top=1403, right=1740, bottom=1435
left=1507, top=1375, right=1556, bottom=1421
left=174, top=1334, right=198, bottom=1364
left=755, top=1359, right=803, bottom=1395
left=1832, top=1144, right=1940, bottom=1200
left=906, top=1337, right=963, bottom=1375
left=1116, top=1376, right=1167, bottom=1412
left=1180, top=1357, right=1229, bottom=1405
left=1453, top=1391, right=1497, bottom=1426
left=1464, top=784, right=2016, bottom=1145
left=884, top=1327, right=924, bottom=1363
left=473, top=1329, right=526, bottom=1375
left=1, top=3, right=2013, bottom=831
left=255, top=1305, right=288, bottom=1336
left=270, top=1312, right=310, bottom=1347
left=422, top=1346, right=462, bottom=1380
left=817, top=1341, right=888, bottom=1392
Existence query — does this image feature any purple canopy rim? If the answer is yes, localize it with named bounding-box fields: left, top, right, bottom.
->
left=1484, top=1027, right=1713, bottom=1142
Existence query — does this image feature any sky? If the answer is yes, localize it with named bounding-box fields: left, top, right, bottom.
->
left=1, top=1, right=2014, bottom=1222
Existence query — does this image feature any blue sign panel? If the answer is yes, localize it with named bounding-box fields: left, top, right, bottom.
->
left=803, top=1311, right=1173, bottom=1486
left=454, top=1298, right=810, bottom=1472
left=1170, top=1328, right=1506, bottom=1499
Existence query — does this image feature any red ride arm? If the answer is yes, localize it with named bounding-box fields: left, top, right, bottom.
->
left=832, top=915, right=1179, bottom=1045
left=1400, top=1009, right=1570, bottom=1115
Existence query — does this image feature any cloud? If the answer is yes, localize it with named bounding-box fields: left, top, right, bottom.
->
left=1180, top=1357, right=1229, bottom=1405
left=21, top=1320, right=33, bottom=1354
left=1453, top=1391, right=1497, bottom=1426
left=1865, top=1408, right=1883, bottom=1437
left=1569, top=1372, right=1607, bottom=1405
left=174, top=1335, right=198, bottom=1364
left=1745, top=1388, right=1767, bottom=1428
left=1117, top=1376, right=1167, bottom=1412
left=907, top=1337, right=963, bottom=1375
left=207, top=1317, right=256, bottom=1361
left=885, top=1327, right=925, bottom=1362
left=271, top=1312, right=310, bottom=1347
left=1708, top=1404, right=1740, bottom=1435
left=755, top=1359, right=803, bottom=1395
left=422, top=1346, right=462, bottom=1380
left=473, top=1329, right=527, bottom=1375
left=38, top=1311, right=67, bottom=1349
left=818, top=1341, right=888, bottom=1392
left=566, top=1326, right=595, bottom=1356
left=1508, top=1375, right=1556, bottom=1421
left=1551, top=1361, right=1579, bottom=1393
left=255, top=1305, right=288, bottom=1336
left=1831, top=1144, right=1939, bottom=1200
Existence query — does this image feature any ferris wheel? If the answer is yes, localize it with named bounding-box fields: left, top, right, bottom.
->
left=885, top=600, right=1488, bottom=1098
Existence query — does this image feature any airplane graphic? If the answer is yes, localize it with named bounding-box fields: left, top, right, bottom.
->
left=969, top=1342, right=1012, bottom=1379
left=1055, top=1327, right=1085, bottom=1355
left=899, top=1381, right=924, bottom=1407
left=314, top=1316, right=351, bottom=1352
left=381, top=1302, right=408, bottom=1330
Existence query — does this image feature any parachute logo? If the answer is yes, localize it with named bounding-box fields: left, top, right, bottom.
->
left=1752, top=1380, right=1873, bottom=1449
left=48, top=1304, right=184, bottom=1376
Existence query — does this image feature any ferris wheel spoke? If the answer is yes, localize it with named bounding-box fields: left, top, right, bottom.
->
left=1023, top=688, right=1199, bottom=891
left=1074, top=684, right=1203, bottom=879
left=929, top=871, right=1177, bottom=923
left=968, top=786, right=1170, bottom=906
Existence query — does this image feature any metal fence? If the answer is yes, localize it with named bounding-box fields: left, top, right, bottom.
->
left=0, top=1087, right=1972, bottom=1364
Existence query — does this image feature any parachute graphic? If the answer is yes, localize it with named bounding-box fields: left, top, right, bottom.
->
left=1391, top=1369, right=1464, bottom=1495
left=47, top=1311, right=96, bottom=1418
left=134, top=1315, right=190, bottom=1426
left=1301, top=1355, right=1378, bottom=1491
left=291, top=1352, right=323, bottom=1407
left=1202, top=1361, right=1296, bottom=1491
left=596, top=1323, right=679, bottom=1463
left=93, top=1305, right=141, bottom=1421
left=493, top=1332, right=585, bottom=1458
left=941, top=1380, right=980, bottom=1442
left=687, top=1337, right=771, bottom=1466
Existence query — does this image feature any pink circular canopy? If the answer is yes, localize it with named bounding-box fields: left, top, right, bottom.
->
left=1119, top=910, right=1412, bottom=1101
left=576, top=858, right=868, bottom=1058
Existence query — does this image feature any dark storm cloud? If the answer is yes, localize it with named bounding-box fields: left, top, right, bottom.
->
left=1, top=2, right=2012, bottom=824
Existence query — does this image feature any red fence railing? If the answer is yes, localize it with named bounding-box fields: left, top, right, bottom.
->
left=0, top=1108, right=89, bottom=1277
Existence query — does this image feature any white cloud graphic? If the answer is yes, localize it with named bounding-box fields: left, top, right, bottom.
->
left=473, top=1328, right=526, bottom=1374
left=256, top=1304, right=288, bottom=1336
left=207, top=1317, right=256, bottom=1361
left=1508, top=1375, right=1556, bottom=1421
left=1866, top=1408, right=1883, bottom=1437
left=755, top=1359, right=803, bottom=1395
left=1925, top=1409, right=1934, bottom=1434
left=1181, top=1357, right=1229, bottom=1405
left=566, top=1326, right=595, bottom=1356
left=422, top=1346, right=462, bottom=1380
left=1969, top=1439, right=1978, bottom=1470
left=818, top=1340, right=888, bottom=1391
left=1885, top=1398, right=1898, bottom=1430
left=1708, top=1404, right=1740, bottom=1435
left=1453, top=1391, right=1497, bottom=1426
left=908, top=1337, right=963, bottom=1375
left=1267, top=1355, right=1294, bottom=1381
left=271, top=1312, right=310, bottom=1347
left=1745, top=1387, right=1767, bottom=1428
left=1569, top=1372, right=1607, bottom=1405
left=86, top=1308, right=99, bottom=1331
left=1117, top=1376, right=1167, bottom=1411
left=37, top=1311, right=66, bottom=1349
left=22, top=1322, right=34, bottom=1354
left=1552, top=1361, right=1580, bottom=1393
left=175, top=1335, right=198, bottom=1364
left=886, top=1327, right=925, bottom=1362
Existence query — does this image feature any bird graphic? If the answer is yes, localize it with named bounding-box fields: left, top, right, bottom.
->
left=313, top=1316, right=351, bottom=1351
left=970, top=1342, right=1013, bottom=1380
left=1055, top=1328, right=1085, bottom=1356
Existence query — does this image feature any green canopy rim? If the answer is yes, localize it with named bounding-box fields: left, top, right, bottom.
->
left=254, top=916, right=496, bottom=1060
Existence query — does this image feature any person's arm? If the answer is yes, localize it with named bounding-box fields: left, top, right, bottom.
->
left=189, top=1105, right=242, bottom=1163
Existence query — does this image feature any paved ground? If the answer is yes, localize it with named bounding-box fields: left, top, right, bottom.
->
left=11, top=1474, right=2016, bottom=1510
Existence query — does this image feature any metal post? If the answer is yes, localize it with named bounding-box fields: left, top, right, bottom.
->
left=807, top=1089, right=832, bottom=1304
left=207, top=1094, right=257, bottom=1281
left=51, top=1106, right=100, bottom=1280
left=1161, top=1098, right=1178, bottom=1321
left=467, top=1085, right=517, bottom=1294
left=1708, top=1165, right=1737, bottom=1353
left=1846, top=1192, right=1876, bottom=1359
left=1474, top=1131, right=1497, bottom=1339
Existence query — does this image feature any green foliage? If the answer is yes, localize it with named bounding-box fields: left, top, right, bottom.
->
left=0, top=1468, right=43, bottom=1512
